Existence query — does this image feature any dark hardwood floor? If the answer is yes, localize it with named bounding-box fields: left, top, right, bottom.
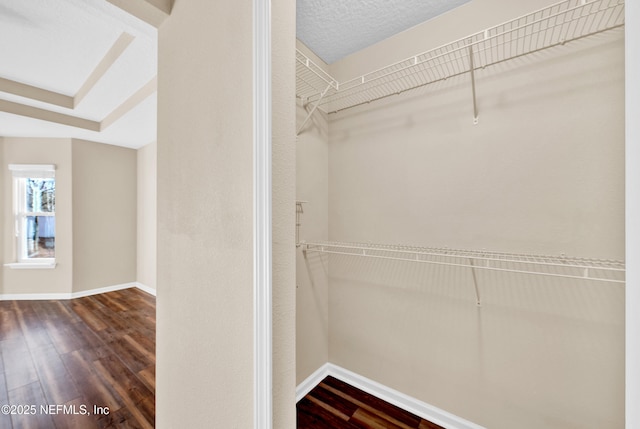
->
left=0, top=288, right=155, bottom=429
left=297, top=376, right=444, bottom=429
left=2, top=288, right=442, bottom=428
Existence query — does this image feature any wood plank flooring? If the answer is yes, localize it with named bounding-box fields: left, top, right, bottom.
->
left=3, top=288, right=442, bottom=429
left=297, top=376, right=445, bottom=429
left=0, top=288, right=155, bottom=429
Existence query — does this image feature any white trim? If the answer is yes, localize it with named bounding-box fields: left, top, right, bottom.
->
left=8, top=164, right=56, bottom=172
left=135, top=282, right=157, bottom=296
left=0, top=292, right=73, bottom=301
left=626, top=1, right=640, bottom=428
left=253, top=0, right=272, bottom=428
left=296, top=363, right=486, bottom=429
left=9, top=164, right=56, bottom=179
left=71, top=282, right=137, bottom=299
left=0, top=282, right=155, bottom=301
left=296, top=363, right=330, bottom=402
left=5, top=261, right=57, bottom=269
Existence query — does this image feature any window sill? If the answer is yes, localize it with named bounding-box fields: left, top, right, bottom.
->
left=4, top=261, right=57, bottom=270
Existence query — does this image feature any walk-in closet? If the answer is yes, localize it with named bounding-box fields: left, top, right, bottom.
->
left=294, top=0, right=625, bottom=428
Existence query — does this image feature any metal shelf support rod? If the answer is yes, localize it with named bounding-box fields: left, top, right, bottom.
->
left=297, top=83, right=333, bottom=136
left=469, top=258, right=482, bottom=305
left=469, top=45, right=479, bottom=125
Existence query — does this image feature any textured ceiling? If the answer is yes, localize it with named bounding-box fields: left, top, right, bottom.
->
left=297, top=0, right=472, bottom=64
left=0, top=0, right=157, bottom=148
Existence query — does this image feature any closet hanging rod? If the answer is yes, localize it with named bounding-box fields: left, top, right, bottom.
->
left=302, top=241, right=625, bottom=284
left=295, top=0, right=624, bottom=115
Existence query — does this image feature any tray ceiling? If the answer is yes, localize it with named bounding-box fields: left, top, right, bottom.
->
left=0, top=0, right=157, bottom=148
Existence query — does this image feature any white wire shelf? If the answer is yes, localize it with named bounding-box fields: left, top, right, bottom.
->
left=302, top=241, right=625, bottom=285
left=296, top=50, right=338, bottom=104
left=295, top=0, right=624, bottom=117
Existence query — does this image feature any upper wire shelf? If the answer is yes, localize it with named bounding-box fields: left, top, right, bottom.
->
left=302, top=241, right=625, bottom=284
left=296, top=50, right=338, bottom=104
left=296, top=0, right=624, bottom=115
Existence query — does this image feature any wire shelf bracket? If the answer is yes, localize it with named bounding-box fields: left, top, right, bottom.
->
left=297, top=84, right=332, bottom=136
left=469, top=257, right=482, bottom=305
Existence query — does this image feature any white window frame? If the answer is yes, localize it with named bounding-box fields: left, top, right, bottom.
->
left=6, top=164, right=57, bottom=269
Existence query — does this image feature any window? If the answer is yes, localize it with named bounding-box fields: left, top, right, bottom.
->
left=8, top=164, right=56, bottom=268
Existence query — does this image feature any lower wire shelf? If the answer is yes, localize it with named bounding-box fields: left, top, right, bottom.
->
left=301, top=241, right=625, bottom=285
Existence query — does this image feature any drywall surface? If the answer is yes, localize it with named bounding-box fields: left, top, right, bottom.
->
left=324, top=7, right=625, bottom=429
left=137, top=141, right=156, bottom=291
left=296, top=41, right=331, bottom=385
left=626, top=2, right=640, bottom=427
left=156, top=0, right=254, bottom=427
left=71, top=139, right=137, bottom=293
left=271, top=0, right=297, bottom=426
left=1, top=138, right=73, bottom=295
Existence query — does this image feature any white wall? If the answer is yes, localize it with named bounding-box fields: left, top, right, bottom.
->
left=137, top=141, right=156, bottom=291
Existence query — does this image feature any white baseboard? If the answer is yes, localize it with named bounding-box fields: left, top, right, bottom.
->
left=71, top=282, right=138, bottom=299
left=296, top=363, right=331, bottom=402
left=0, top=282, right=155, bottom=300
left=296, top=363, right=486, bottom=429
left=0, top=292, right=73, bottom=301
left=135, top=282, right=156, bottom=296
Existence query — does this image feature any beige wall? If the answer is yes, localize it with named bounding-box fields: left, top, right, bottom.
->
left=328, top=39, right=625, bottom=258
left=272, top=0, right=297, bottom=426
left=0, top=138, right=138, bottom=297
left=315, top=2, right=625, bottom=428
left=1, top=138, right=73, bottom=295
left=157, top=0, right=296, bottom=425
left=137, top=141, right=156, bottom=291
left=71, top=139, right=137, bottom=293
left=157, top=0, right=254, bottom=427
left=295, top=41, right=331, bottom=385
